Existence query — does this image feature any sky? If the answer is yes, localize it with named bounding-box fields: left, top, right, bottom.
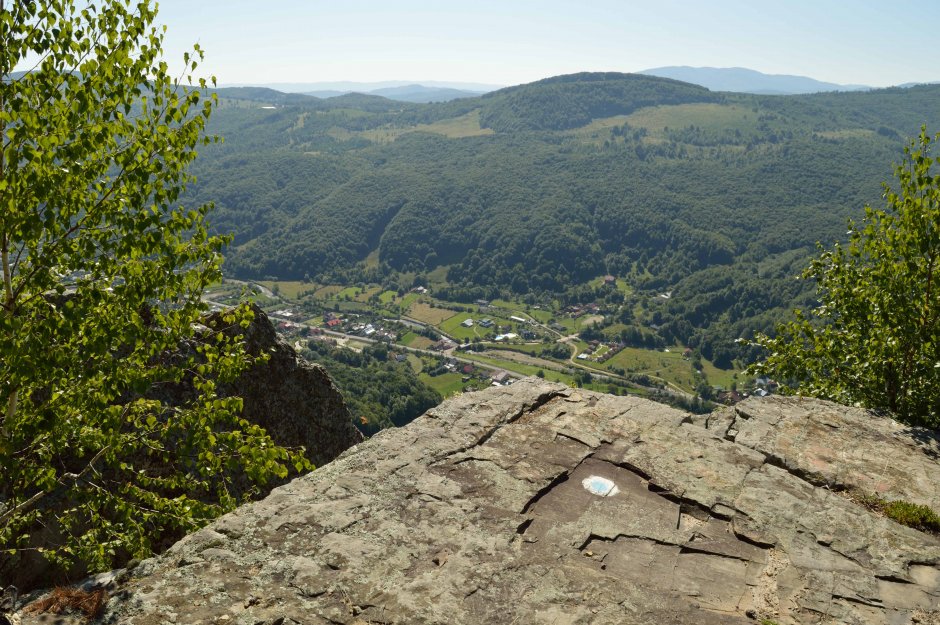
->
left=151, top=0, right=937, bottom=89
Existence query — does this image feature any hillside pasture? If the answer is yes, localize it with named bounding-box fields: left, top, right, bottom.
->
left=360, top=110, right=494, bottom=143
left=354, top=286, right=383, bottom=302
left=314, top=285, right=343, bottom=299
left=411, top=110, right=495, bottom=138
left=595, top=346, right=699, bottom=393
left=624, top=102, right=759, bottom=137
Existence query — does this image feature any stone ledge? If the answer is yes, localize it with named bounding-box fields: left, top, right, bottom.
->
left=15, top=380, right=940, bottom=624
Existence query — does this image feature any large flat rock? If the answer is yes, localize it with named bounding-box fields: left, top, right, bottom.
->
left=21, top=380, right=940, bottom=624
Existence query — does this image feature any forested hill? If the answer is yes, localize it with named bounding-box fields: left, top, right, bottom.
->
left=187, top=72, right=940, bottom=364
left=475, top=73, right=719, bottom=131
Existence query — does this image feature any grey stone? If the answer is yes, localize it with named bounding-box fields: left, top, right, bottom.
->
left=19, top=381, right=940, bottom=624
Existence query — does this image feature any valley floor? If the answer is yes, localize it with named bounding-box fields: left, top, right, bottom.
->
left=205, top=276, right=752, bottom=422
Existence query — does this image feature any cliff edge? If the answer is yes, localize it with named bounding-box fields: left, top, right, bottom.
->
left=18, top=380, right=940, bottom=624
left=213, top=305, right=363, bottom=467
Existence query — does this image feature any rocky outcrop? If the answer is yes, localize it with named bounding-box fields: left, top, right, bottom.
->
left=212, top=305, right=363, bottom=467
left=17, top=380, right=940, bottom=624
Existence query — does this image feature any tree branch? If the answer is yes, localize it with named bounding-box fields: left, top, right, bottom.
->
left=0, top=445, right=110, bottom=527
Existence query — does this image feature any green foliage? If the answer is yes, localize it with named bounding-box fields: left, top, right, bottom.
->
left=0, top=0, right=308, bottom=581
left=751, top=129, right=940, bottom=426
left=883, top=500, right=940, bottom=534
left=856, top=492, right=940, bottom=534
left=177, top=73, right=940, bottom=369
left=477, top=72, right=719, bottom=132
left=302, top=341, right=442, bottom=433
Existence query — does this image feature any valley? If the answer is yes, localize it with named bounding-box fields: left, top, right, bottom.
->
left=6, top=2, right=940, bottom=609
left=184, top=72, right=940, bottom=427
left=189, top=73, right=940, bottom=377
left=206, top=270, right=742, bottom=430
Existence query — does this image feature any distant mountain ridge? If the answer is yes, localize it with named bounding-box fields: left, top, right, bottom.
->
left=222, top=80, right=501, bottom=103
left=364, top=84, right=486, bottom=103
left=301, top=84, right=486, bottom=103
left=640, top=66, right=873, bottom=94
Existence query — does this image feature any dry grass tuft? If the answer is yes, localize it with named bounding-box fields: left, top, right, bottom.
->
left=23, top=586, right=108, bottom=621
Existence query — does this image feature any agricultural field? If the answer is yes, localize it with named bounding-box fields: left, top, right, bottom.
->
left=314, top=285, right=343, bottom=299
left=551, top=316, right=586, bottom=333
left=257, top=280, right=312, bottom=300
left=405, top=353, right=424, bottom=373
left=419, top=372, right=467, bottom=397
left=360, top=110, right=495, bottom=143
left=399, top=292, right=421, bottom=311
left=592, top=346, right=700, bottom=393
left=624, top=102, right=759, bottom=137
left=408, top=301, right=457, bottom=326
left=413, top=110, right=495, bottom=138
left=378, top=290, right=398, bottom=304
left=354, top=286, right=384, bottom=302
left=400, top=332, right=435, bottom=350
left=699, top=359, right=741, bottom=390
left=526, top=308, right=554, bottom=324
left=337, top=286, right=363, bottom=300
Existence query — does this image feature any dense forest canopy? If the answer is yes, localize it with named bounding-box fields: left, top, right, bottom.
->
left=186, top=73, right=940, bottom=364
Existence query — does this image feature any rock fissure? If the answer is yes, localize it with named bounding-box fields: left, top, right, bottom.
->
left=553, top=430, right=599, bottom=448
left=577, top=532, right=679, bottom=552
left=519, top=449, right=599, bottom=515
left=433, top=388, right=566, bottom=465
left=831, top=590, right=890, bottom=611
left=730, top=524, right=777, bottom=549
left=519, top=471, right=572, bottom=515
left=760, top=451, right=846, bottom=492
left=19, top=380, right=939, bottom=625
left=875, top=573, right=914, bottom=584
left=675, top=543, right=760, bottom=563
left=611, top=459, right=653, bottom=481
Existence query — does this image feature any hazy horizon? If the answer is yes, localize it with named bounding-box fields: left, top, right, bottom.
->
left=149, top=0, right=938, bottom=89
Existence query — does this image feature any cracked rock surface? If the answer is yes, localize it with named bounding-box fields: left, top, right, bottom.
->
left=23, top=380, right=940, bottom=624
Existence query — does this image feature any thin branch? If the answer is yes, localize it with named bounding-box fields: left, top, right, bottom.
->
left=0, top=445, right=111, bottom=526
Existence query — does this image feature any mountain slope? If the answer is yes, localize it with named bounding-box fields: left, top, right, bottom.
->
left=477, top=72, right=719, bottom=131
left=186, top=73, right=940, bottom=364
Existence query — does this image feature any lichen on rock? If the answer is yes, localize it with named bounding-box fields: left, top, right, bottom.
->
left=19, top=380, right=940, bottom=624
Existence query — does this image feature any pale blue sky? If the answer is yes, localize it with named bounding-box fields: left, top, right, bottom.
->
left=153, top=0, right=937, bottom=88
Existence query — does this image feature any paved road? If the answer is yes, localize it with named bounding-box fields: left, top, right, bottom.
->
left=206, top=294, right=691, bottom=400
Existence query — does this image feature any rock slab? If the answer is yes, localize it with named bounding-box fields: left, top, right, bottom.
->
left=24, top=380, right=940, bottom=624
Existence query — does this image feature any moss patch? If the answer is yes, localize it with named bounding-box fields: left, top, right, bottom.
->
left=854, top=492, right=940, bottom=535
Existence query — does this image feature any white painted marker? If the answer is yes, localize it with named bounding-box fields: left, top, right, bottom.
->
left=582, top=476, right=619, bottom=497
